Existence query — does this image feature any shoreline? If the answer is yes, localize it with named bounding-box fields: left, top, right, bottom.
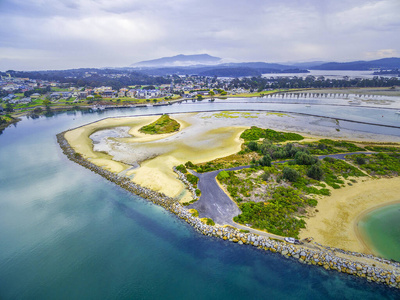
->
left=299, top=177, right=400, bottom=255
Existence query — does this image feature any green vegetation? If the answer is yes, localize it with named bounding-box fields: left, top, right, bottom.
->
left=176, top=164, right=187, bottom=173
left=189, top=209, right=199, bottom=217
left=321, top=157, right=366, bottom=188
left=364, top=146, right=400, bottom=152
left=306, top=139, right=363, bottom=155
left=349, top=152, right=400, bottom=176
left=186, top=174, right=199, bottom=187
left=307, top=164, right=324, bottom=180
left=202, top=218, right=215, bottom=226
left=282, top=167, right=300, bottom=182
left=234, top=187, right=307, bottom=238
left=139, top=114, right=180, bottom=135
left=240, top=127, right=304, bottom=142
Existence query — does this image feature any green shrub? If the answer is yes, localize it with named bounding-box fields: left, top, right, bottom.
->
left=259, top=155, right=272, bottom=167
left=205, top=218, right=215, bottom=225
left=283, top=167, right=300, bottom=182
left=308, top=199, right=318, bottom=207
left=186, top=174, right=199, bottom=186
left=261, top=171, right=270, bottom=181
left=217, top=170, right=230, bottom=181
left=185, top=161, right=195, bottom=168
left=176, top=164, right=187, bottom=173
left=307, top=164, right=324, bottom=180
left=295, top=152, right=318, bottom=165
left=356, top=156, right=366, bottom=165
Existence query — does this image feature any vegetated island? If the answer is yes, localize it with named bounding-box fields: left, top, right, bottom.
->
left=139, top=114, right=180, bottom=134
left=60, top=112, right=400, bottom=289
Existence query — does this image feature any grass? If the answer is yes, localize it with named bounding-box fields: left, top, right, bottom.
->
left=139, top=114, right=180, bottom=135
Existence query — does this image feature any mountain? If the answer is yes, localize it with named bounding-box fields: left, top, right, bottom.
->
left=131, top=54, right=222, bottom=67
left=310, top=57, right=400, bottom=70
left=130, top=55, right=309, bottom=77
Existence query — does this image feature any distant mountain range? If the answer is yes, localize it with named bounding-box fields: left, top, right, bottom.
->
left=309, top=57, right=400, bottom=70
left=129, top=55, right=400, bottom=77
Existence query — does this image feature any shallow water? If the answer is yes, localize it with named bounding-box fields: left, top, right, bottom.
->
left=0, top=101, right=400, bottom=299
left=358, top=203, right=400, bottom=262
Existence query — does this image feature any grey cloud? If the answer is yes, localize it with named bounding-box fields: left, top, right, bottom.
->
left=0, top=0, right=399, bottom=70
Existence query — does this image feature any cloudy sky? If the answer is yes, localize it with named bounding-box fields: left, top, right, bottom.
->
left=0, top=0, right=399, bottom=70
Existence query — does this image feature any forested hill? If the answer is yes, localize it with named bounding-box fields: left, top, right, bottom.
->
left=310, top=57, right=400, bottom=70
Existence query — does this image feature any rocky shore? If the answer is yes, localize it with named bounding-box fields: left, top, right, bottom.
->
left=57, top=131, right=400, bottom=289
left=173, top=166, right=199, bottom=202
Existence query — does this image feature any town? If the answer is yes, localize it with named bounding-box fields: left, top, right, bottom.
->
left=1, top=69, right=399, bottom=132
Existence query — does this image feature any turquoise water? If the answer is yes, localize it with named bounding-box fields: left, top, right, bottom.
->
left=358, top=203, right=400, bottom=262
left=0, top=102, right=400, bottom=299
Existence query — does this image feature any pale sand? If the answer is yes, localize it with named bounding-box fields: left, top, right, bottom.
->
left=64, top=116, right=161, bottom=173
left=128, top=125, right=247, bottom=200
left=66, top=113, right=247, bottom=200
left=299, top=177, right=400, bottom=254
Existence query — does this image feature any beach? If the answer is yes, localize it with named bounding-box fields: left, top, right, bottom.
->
left=299, top=177, right=400, bottom=254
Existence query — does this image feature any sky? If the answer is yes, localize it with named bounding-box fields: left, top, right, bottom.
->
left=0, top=0, right=399, bottom=71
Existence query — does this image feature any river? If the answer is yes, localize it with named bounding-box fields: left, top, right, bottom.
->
left=0, top=99, right=399, bottom=299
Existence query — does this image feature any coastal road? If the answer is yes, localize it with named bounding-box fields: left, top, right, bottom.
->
left=188, top=151, right=373, bottom=234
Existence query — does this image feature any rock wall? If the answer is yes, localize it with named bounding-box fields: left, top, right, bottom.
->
left=57, top=131, right=400, bottom=289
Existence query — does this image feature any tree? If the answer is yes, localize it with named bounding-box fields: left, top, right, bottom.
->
left=259, top=155, right=272, bottom=167
left=247, top=141, right=258, bottom=151
left=197, top=95, right=203, bottom=101
left=356, top=156, right=366, bottom=165
left=295, top=151, right=318, bottom=165
left=307, top=164, right=324, bottom=180
left=5, top=103, right=14, bottom=112
left=283, top=167, right=299, bottom=182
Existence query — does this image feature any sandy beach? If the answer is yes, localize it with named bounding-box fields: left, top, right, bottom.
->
left=299, top=177, right=400, bottom=254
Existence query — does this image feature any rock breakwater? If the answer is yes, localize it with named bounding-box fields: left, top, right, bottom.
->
left=57, top=131, right=400, bottom=289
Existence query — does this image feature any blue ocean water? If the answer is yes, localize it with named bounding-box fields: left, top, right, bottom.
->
left=0, top=102, right=399, bottom=299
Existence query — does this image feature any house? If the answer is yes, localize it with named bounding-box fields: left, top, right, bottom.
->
left=118, top=90, right=126, bottom=98
left=30, top=93, right=41, bottom=99
left=102, top=90, right=116, bottom=98
left=78, top=91, right=88, bottom=99
left=136, top=90, right=147, bottom=99
left=127, top=89, right=137, bottom=98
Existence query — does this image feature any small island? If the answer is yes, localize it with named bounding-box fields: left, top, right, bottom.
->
left=139, top=114, right=180, bottom=134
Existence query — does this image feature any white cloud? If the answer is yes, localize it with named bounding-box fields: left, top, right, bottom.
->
left=365, top=49, right=398, bottom=59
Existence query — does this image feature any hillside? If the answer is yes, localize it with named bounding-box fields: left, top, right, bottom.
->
left=310, top=57, right=400, bottom=70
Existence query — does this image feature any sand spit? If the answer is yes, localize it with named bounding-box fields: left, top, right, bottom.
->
left=57, top=130, right=400, bottom=289
left=64, top=111, right=400, bottom=256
